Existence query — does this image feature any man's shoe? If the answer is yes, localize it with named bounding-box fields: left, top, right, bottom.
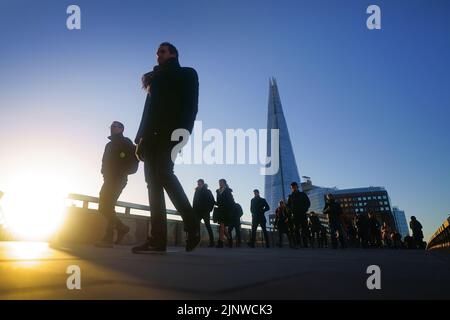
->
left=216, top=240, right=224, bottom=248
left=186, top=232, right=201, bottom=252
left=247, top=242, right=255, bottom=248
left=94, top=240, right=113, bottom=248
left=115, top=225, right=130, bottom=244
left=208, top=241, right=215, bottom=248
left=132, top=240, right=166, bottom=253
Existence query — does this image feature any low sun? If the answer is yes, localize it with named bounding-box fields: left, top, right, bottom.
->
left=2, top=170, right=69, bottom=240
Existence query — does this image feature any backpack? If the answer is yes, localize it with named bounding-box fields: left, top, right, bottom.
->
left=126, top=143, right=139, bottom=175
left=206, top=189, right=215, bottom=213
left=234, top=203, right=244, bottom=218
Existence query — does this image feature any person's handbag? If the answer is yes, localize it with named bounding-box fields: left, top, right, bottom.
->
left=212, top=206, right=221, bottom=223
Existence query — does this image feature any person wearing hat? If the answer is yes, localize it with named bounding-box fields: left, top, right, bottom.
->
left=95, top=121, right=138, bottom=248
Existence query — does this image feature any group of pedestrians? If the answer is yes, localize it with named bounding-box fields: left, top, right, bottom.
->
left=193, top=178, right=243, bottom=248
left=271, top=190, right=425, bottom=251
left=93, top=41, right=426, bottom=253
left=345, top=211, right=425, bottom=250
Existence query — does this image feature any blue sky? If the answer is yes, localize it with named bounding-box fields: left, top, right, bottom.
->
left=0, top=0, right=449, bottom=240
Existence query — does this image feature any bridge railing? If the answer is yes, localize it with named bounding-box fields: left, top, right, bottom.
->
left=67, top=193, right=253, bottom=228
left=427, top=217, right=450, bottom=250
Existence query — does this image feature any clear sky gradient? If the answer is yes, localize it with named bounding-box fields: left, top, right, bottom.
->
left=1, top=0, right=449, bottom=240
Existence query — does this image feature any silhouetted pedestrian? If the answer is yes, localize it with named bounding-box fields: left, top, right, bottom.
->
left=95, top=121, right=137, bottom=248
left=132, top=42, right=200, bottom=253
left=410, top=216, right=424, bottom=249
left=228, top=203, right=243, bottom=247
left=355, top=213, right=370, bottom=248
left=274, top=200, right=294, bottom=248
left=287, top=182, right=311, bottom=248
left=404, top=235, right=415, bottom=249
left=193, top=179, right=215, bottom=247
left=249, top=189, right=270, bottom=248
left=392, top=231, right=402, bottom=249
left=346, top=222, right=358, bottom=247
left=319, top=224, right=328, bottom=248
left=368, top=210, right=382, bottom=248
left=323, top=194, right=347, bottom=249
left=213, top=179, right=235, bottom=248
left=381, top=222, right=392, bottom=248
left=309, top=212, right=322, bottom=248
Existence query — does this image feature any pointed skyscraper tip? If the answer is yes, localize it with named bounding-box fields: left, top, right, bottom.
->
left=272, top=77, right=277, bottom=87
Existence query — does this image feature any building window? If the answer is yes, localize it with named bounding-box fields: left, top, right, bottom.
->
left=381, top=207, right=384, bottom=211
left=383, top=196, right=387, bottom=199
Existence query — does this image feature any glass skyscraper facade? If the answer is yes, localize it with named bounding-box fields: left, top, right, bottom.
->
left=392, top=207, right=409, bottom=237
left=264, top=78, right=301, bottom=217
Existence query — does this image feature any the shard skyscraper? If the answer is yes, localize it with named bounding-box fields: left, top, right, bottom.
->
left=264, top=77, right=302, bottom=217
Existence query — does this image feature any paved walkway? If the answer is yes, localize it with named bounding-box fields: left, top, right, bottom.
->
left=0, top=241, right=449, bottom=299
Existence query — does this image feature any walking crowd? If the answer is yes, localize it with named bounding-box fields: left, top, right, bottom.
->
left=93, top=41, right=426, bottom=253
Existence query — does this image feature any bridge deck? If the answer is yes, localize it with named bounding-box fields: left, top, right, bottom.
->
left=0, top=241, right=449, bottom=299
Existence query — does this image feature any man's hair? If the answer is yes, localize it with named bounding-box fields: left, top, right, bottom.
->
left=290, top=182, right=298, bottom=187
left=112, top=121, right=124, bottom=129
left=159, top=42, right=179, bottom=58
left=197, top=179, right=204, bottom=184
left=253, top=189, right=259, bottom=193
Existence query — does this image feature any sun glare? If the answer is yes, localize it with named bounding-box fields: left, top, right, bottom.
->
left=2, top=171, right=69, bottom=240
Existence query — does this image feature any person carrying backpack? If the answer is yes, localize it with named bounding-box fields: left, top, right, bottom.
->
left=95, top=121, right=138, bottom=248
left=193, top=179, right=215, bottom=247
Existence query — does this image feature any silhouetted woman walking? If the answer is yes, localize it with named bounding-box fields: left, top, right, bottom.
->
left=213, top=179, right=235, bottom=248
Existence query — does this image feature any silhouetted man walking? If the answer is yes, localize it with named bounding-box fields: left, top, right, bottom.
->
left=193, top=179, right=215, bottom=247
left=323, top=194, right=347, bottom=249
left=249, top=189, right=270, bottom=248
left=287, top=182, right=311, bottom=248
left=95, top=121, right=137, bottom=248
left=410, top=216, right=424, bottom=249
left=132, top=42, right=200, bottom=253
